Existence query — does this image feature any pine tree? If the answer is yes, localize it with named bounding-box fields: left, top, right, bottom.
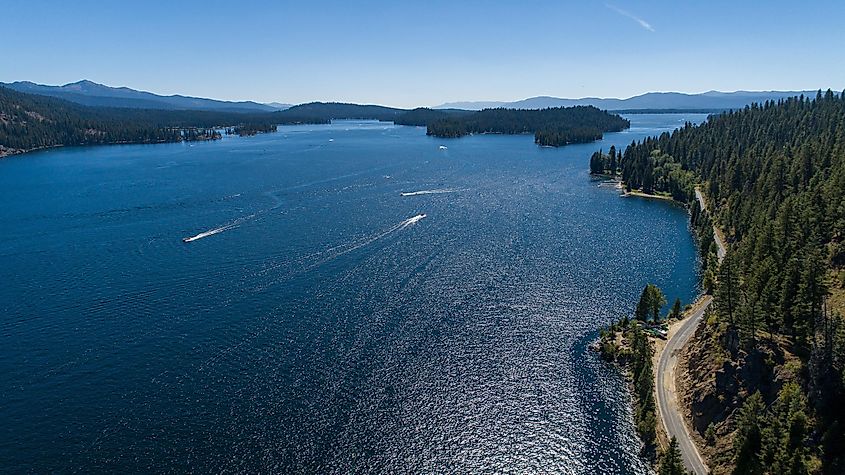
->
left=733, top=392, right=765, bottom=475
left=609, top=145, right=618, bottom=174
left=658, top=437, right=687, bottom=475
left=649, top=285, right=668, bottom=322
left=636, top=285, right=651, bottom=322
left=670, top=297, right=683, bottom=320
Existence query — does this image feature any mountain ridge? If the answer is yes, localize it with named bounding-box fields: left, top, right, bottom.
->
left=435, top=90, right=820, bottom=111
left=4, top=80, right=825, bottom=115
left=1, top=80, right=282, bottom=113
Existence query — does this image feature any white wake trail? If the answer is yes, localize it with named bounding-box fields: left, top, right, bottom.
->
left=182, top=213, right=257, bottom=243
left=399, top=213, right=427, bottom=228
left=252, top=213, right=429, bottom=291
left=312, top=214, right=427, bottom=264
left=182, top=224, right=238, bottom=242
left=400, top=189, right=458, bottom=197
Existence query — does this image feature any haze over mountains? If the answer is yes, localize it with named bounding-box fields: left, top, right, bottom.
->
left=1, top=80, right=822, bottom=114
left=435, top=90, right=819, bottom=111
left=1, top=80, right=290, bottom=113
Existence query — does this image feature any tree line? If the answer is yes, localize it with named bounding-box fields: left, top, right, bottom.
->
left=2, top=87, right=635, bottom=156
left=599, top=308, right=658, bottom=455
left=423, top=106, right=630, bottom=146
left=599, top=283, right=679, bottom=455
left=0, top=87, right=332, bottom=155
left=225, top=124, right=278, bottom=137
left=590, top=145, right=621, bottom=175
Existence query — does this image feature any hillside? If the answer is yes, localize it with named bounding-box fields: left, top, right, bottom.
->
left=1, top=89, right=477, bottom=158
left=619, top=90, right=845, bottom=474
left=0, top=87, right=312, bottom=157
left=2, top=80, right=278, bottom=113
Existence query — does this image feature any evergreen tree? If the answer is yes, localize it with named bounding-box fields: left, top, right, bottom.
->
left=619, top=90, right=845, bottom=472
left=670, top=297, right=683, bottom=320
left=608, top=145, right=618, bottom=174
left=733, top=392, right=765, bottom=475
left=649, top=285, right=668, bottom=322
left=658, top=437, right=688, bottom=475
left=636, top=285, right=652, bottom=321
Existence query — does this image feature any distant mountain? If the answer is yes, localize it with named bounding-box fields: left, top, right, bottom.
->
left=264, top=102, right=292, bottom=111
left=2, top=80, right=278, bottom=113
left=435, top=100, right=508, bottom=110
left=434, top=90, right=819, bottom=111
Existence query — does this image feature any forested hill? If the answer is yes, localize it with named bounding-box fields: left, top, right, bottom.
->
left=392, top=107, right=473, bottom=127
left=0, top=87, right=325, bottom=157
left=620, top=90, right=845, bottom=474
left=424, top=106, right=630, bottom=146
left=1, top=89, right=634, bottom=157
left=3, top=80, right=279, bottom=113
left=282, top=102, right=405, bottom=121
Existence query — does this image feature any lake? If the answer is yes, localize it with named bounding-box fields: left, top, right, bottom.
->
left=0, top=114, right=706, bottom=473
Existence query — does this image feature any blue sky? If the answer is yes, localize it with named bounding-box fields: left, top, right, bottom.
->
left=4, top=0, right=844, bottom=108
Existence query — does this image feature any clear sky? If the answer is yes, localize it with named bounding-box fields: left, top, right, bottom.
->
left=4, top=0, right=844, bottom=108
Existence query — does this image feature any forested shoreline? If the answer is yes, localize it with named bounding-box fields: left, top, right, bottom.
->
left=615, top=90, right=845, bottom=474
left=2, top=87, right=636, bottom=158
left=423, top=105, right=629, bottom=146
left=0, top=86, right=320, bottom=157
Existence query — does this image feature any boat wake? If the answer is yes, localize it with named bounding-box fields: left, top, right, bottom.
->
left=400, top=213, right=427, bottom=228
left=182, top=213, right=257, bottom=243
left=319, top=214, right=427, bottom=260
left=250, top=213, right=428, bottom=291
left=182, top=224, right=237, bottom=243
left=401, top=189, right=459, bottom=197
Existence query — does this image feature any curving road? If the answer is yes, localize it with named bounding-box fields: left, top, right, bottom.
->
left=695, top=188, right=726, bottom=261
left=656, top=296, right=711, bottom=475
left=655, top=188, right=724, bottom=474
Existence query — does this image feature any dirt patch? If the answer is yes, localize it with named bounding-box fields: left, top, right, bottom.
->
left=675, top=310, right=802, bottom=474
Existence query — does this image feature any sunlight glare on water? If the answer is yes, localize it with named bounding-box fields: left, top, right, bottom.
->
left=0, top=115, right=705, bottom=473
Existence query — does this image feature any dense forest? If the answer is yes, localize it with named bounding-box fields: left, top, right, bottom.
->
left=392, top=107, right=473, bottom=127
left=619, top=90, right=845, bottom=474
left=280, top=102, right=404, bottom=122
left=2, top=88, right=637, bottom=156
left=425, top=106, right=630, bottom=146
left=589, top=145, right=622, bottom=176
left=225, top=124, right=278, bottom=137
left=0, top=86, right=326, bottom=155
left=534, top=125, right=605, bottom=146
left=1, top=90, right=458, bottom=157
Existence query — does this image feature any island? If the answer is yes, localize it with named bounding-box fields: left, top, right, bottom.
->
left=421, top=105, right=630, bottom=146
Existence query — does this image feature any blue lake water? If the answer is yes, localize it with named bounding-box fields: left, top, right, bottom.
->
left=0, top=114, right=706, bottom=473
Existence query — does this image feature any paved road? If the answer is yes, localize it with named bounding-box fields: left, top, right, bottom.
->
left=695, top=188, right=726, bottom=261
left=654, top=187, right=725, bottom=474
left=656, top=296, right=711, bottom=475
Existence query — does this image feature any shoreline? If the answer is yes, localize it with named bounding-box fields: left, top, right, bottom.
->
left=617, top=180, right=679, bottom=203
left=593, top=177, right=681, bottom=204
left=623, top=190, right=675, bottom=202
left=0, top=144, right=64, bottom=159
left=0, top=133, right=239, bottom=160
left=652, top=187, right=727, bottom=474
left=653, top=296, right=713, bottom=474
left=598, top=185, right=724, bottom=473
